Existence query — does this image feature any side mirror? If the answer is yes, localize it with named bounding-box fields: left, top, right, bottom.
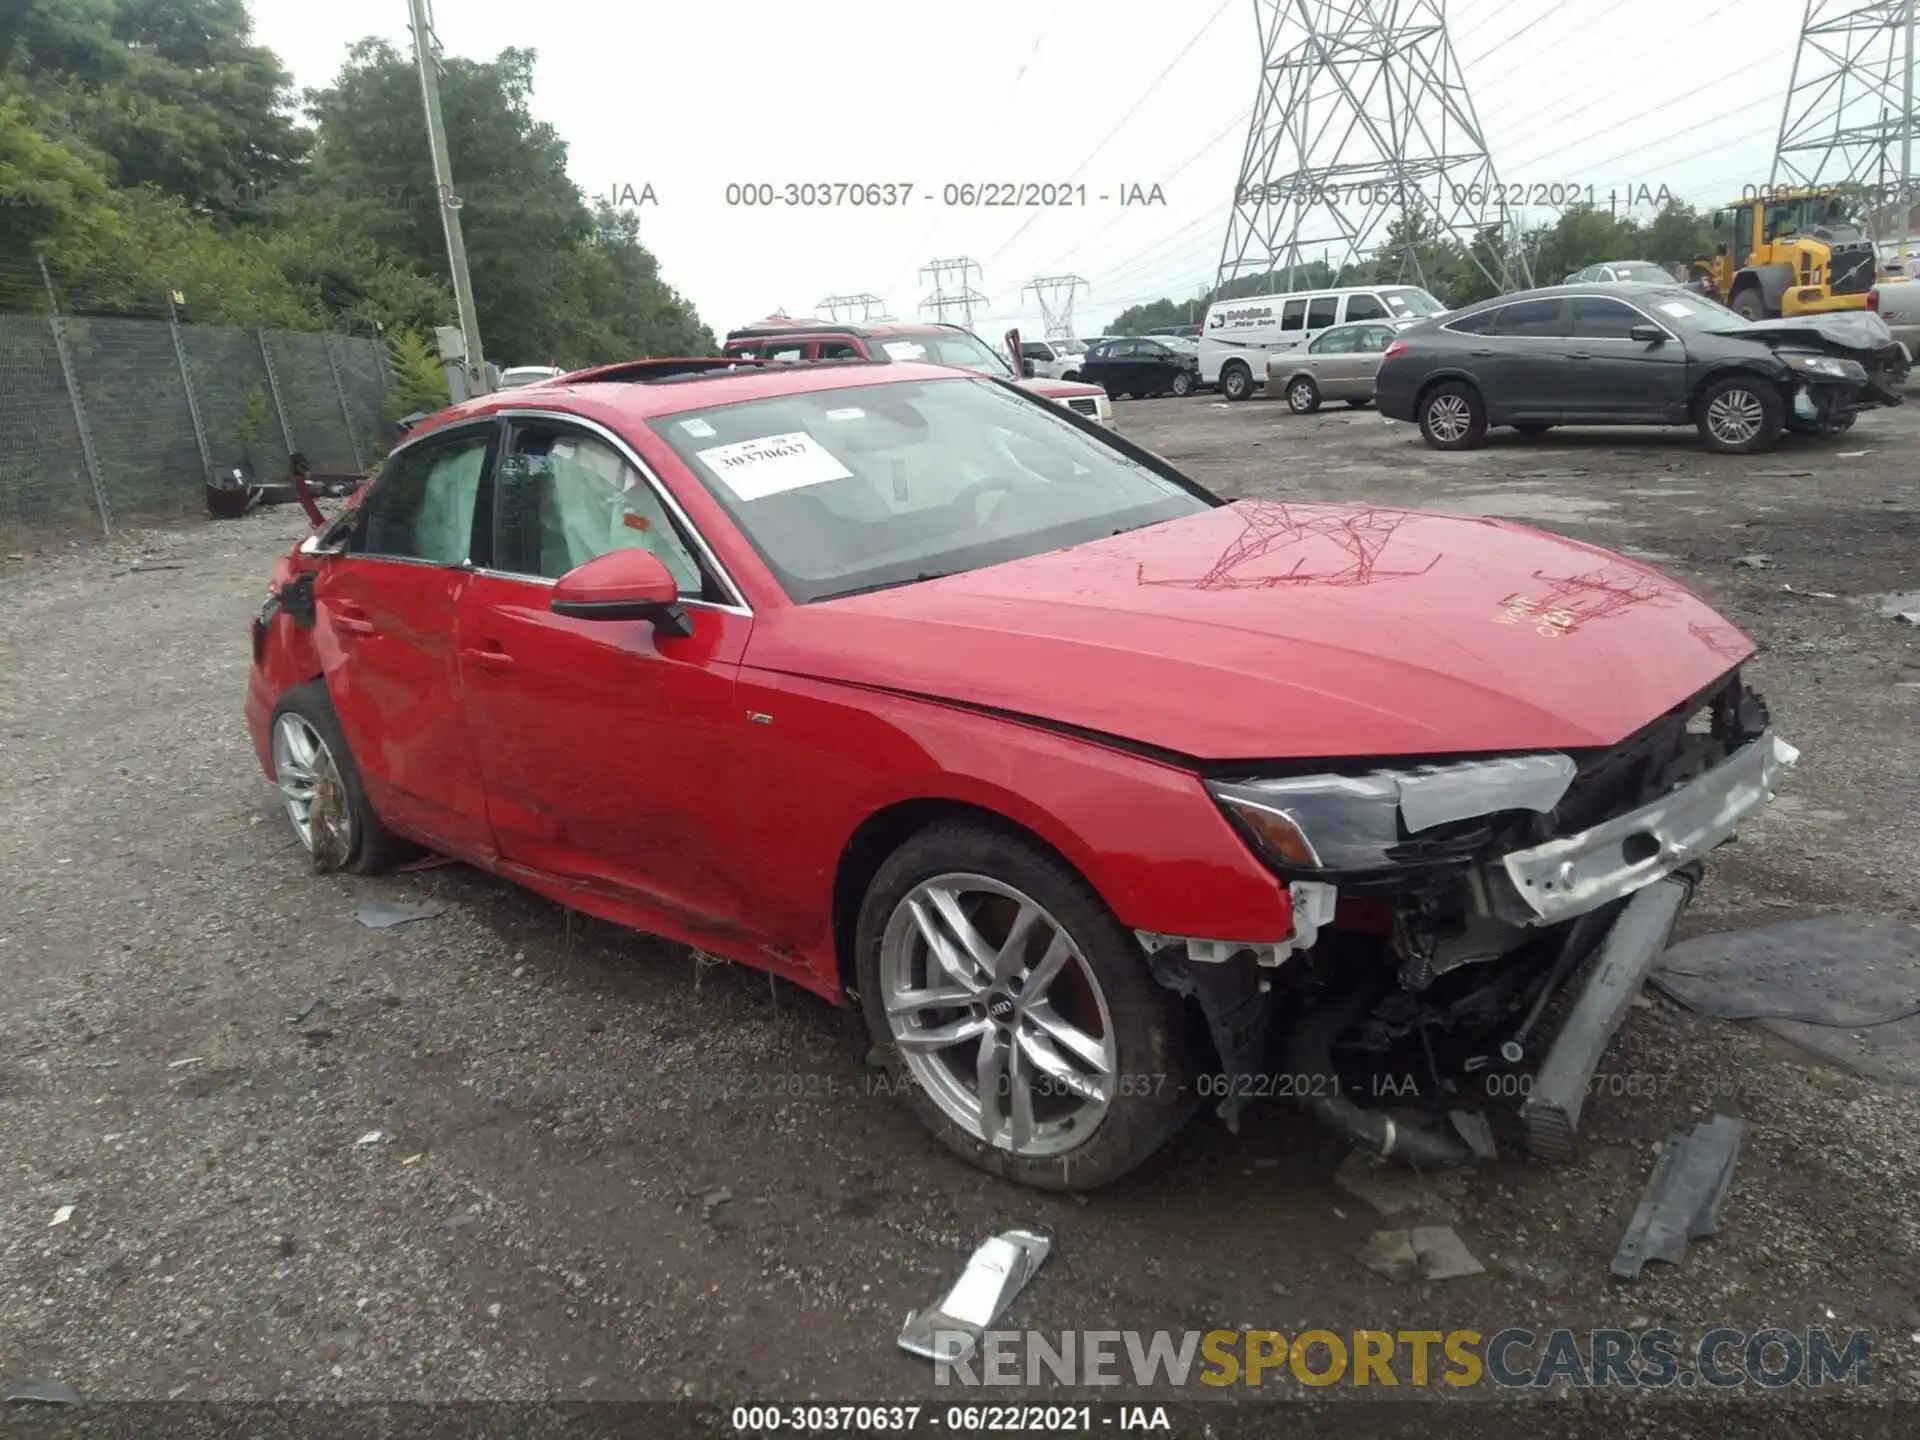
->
left=1629, top=324, right=1665, bottom=344
left=1021, top=358, right=1036, bottom=377
left=550, top=547, right=693, bottom=638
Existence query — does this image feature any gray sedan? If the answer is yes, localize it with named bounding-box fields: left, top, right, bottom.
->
left=1264, top=321, right=1404, bottom=413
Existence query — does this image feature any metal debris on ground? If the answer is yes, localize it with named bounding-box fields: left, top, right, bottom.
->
left=701, top=1187, right=734, bottom=1219
left=1612, top=1115, right=1746, bottom=1280
left=1732, top=553, right=1771, bottom=569
left=1652, top=915, right=1920, bottom=1085
left=353, top=899, right=446, bottom=929
left=4, top=1378, right=82, bottom=1406
left=898, top=1229, right=1052, bottom=1361
left=1447, top=1110, right=1498, bottom=1160
left=1869, top=591, right=1920, bottom=624
left=355, top=1129, right=386, bottom=1147
left=167, top=1056, right=203, bottom=1069
left=1333, top=1151, right=1425, bottom=1218
left=1781, top=583, right=1838, bottom=599
left=49, top=1205, right=73, bottom=1227
left=1358, top=1225, right=1483, bottom=1282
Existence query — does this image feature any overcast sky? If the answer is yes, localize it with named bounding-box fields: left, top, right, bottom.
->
left=251, top=0, right=1830, bottom=349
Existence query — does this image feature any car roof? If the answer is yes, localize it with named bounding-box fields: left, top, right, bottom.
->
left=725, top=319, right=970, bottom=341
left=399, top=358, right=983, bottom=440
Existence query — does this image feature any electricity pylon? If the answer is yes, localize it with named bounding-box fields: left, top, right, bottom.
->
left=1023, top=275, right=1091, bottom=339
left=918, top=259, right=989, bottom=326
left=1772, top=0, right=1917, bottom=234
left=1217, top=0, right=1527, bottom=297
left=817, top=293, right=890, bottom=322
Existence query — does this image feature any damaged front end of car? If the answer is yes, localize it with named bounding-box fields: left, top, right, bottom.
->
left=1139, top=672, right=1797, bottom=1167
left=1743, top=311, right=1913, bottom=429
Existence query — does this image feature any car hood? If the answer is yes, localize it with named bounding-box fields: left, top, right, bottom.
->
left=1020, top=377, right=1104, bottom=398
left=1718, top=310, right=1896, bottom=353
left=744, top=501, right=1755, bottom=762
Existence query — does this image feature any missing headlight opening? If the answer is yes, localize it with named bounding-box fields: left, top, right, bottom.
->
left=1153, top=673, right=1792, bottom=1167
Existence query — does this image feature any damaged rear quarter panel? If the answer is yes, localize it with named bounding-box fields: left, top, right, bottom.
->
left=732, top=667, right=1298, bottom=982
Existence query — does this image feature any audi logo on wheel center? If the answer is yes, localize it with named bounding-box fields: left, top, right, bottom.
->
left=986, top=997, right=1016, bottom=1020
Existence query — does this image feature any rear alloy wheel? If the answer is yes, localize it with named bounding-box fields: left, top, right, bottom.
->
left=1697, top=376, right=1784, bottom=454
left=855, top=822, right=1195, bottom=1192
left=1418, top=381, right=1487, bottom=450
left=269, top=681, right=412, bottom=875
left=1220, top=362, right=1254, bottom=402
left=1170, top=369, right=1196, bottom=397
left=1286, top=376, right=1321, bottom=414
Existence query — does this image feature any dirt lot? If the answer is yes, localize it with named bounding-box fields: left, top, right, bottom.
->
left=2, top=395, right=1917, bottom=1428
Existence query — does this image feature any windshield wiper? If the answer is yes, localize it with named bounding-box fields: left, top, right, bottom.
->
left=824, top=570, right=956, bottom=600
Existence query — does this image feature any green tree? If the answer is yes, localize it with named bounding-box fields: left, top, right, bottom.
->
left=383, top=328, right=450, bottom=418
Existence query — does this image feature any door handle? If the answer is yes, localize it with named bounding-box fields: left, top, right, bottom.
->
left=1470, top=348, right=1494, bottom=356
left=461, top=646, right=515, bottom=672
left=1567, top=351, right=1593, bottom=360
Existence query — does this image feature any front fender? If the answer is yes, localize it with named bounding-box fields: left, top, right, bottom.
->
left=733, top=669, right=1296, bottom=983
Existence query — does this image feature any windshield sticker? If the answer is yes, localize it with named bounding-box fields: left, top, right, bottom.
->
left=881, top=341, right=928, bottom=360
left=825, top=407, right=866, bottom=420
left=678, top=418, right=717, bottom=438
left=1657, top=302, right=1695, bottom=318
left=695, top=431, right=852, bottom=501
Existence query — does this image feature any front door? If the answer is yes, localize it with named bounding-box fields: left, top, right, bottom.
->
left=455, top=416, right=759, bottom=939
left=1561, top=296, right=1688, bottom=421
left=311, top=421, right=498, bottom=859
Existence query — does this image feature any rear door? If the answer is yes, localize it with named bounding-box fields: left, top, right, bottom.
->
left=311, top=420, right=499, bottom=859
left=1482, top=297, right=1572, bottom=421
left=1350, top=324, right=1400, bottom=396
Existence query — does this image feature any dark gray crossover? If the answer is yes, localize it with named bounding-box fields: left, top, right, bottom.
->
left=1374, top=282, right=1910, bottom=455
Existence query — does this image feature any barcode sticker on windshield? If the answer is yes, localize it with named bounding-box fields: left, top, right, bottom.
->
left=694, top=431, right=852, bottom=501
left=678, top=418, right=717, bottom=438
left=881, top=341, right=927, bottom=361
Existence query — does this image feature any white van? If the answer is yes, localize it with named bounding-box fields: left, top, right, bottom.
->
left=1200, top=284, right=1448, bottom=400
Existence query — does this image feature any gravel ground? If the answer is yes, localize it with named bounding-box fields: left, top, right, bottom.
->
left=1, top=396, right=1916, bottom=1428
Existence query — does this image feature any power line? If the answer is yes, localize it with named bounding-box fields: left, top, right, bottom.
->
left=982, top=0, right=1235, bottom=271
left=1458, top=6, right=1565, bottom=70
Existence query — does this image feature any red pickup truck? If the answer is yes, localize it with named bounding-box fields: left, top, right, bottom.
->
left=722, top=318, right=1115, bottom=426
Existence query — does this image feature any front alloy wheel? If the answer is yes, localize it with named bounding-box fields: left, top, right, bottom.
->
left=1171, top=370, right=1195, bottom=397
left=879, top=875, right=1116, bottom=1159
left=1697, top=377, right=1783, bottom=454
left=854, top=821, right=1196, bottom=1191
left=273, top=711, right=351, bottom=862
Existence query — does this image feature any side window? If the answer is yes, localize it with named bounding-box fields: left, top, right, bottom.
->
left=766, top=342, right=809, bottom=363
left=1306, top=296, right=1339, bottom=329
left=1343, top=293, right=1389, bottom=321
left=1022, top=342, right=1050, bottom=360
left=1139, top=341, right=1169, bottom=359
left=1442, top=308, right=1499, bottom=335
left=1568, top=297, right=1641, bottom=339
left=1492, top=299, right=1567, bottom=336
left=817, top=341, right=860, bottom=359
left=1311, top=328, right=1356, bottom=354
left=1362, top=325, right=1397, bottom=351
left=1279, top=299, right=1307, bottom=332
left=493, top=425, right=707, bottom=596
left=1733, top=205, right=1754, bottom=260
left=358, top=429, right=491, bottom=564
left=1111, top=340, right=1141, bottom=357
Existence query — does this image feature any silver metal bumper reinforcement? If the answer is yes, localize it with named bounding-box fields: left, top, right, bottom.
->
left=1501, top=731, right=1798, bottom=926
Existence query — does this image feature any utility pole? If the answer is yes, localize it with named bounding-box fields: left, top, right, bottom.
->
left=1022, top=275, right=1091, bottom=339
left=817, top=293, right=890, bottom=322
left=409, top=0, right=488, bottom=393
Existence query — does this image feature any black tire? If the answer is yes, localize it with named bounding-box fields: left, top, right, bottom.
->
left=1062, top=370, right=1082, bottom=383
left=1730, top=287, right=1767, bottom=321
left=1170, top=370, right=1195, bottom=397
left=1346, top=398, right=1371, bottom=409
left=267, top=680, right=414, bottom=875
left=1695, top=375, right=1785, bottom=455
left=854, top=820, right=1198, bottom=1193
left=1285, top=375, right=1321, bottom=414
left=1514, top=423, right=1552, bottom=438
left=1417, top=381, right=1488, bottom=450
left=1220, top=362, right=1254, bottom=402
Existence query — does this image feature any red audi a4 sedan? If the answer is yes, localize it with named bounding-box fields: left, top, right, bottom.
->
left=246, top=355, right=1796, bottom=1191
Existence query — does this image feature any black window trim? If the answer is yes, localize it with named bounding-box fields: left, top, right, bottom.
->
left=475, top=408, right=752, bottom=615
left=329, top=416, right=501, bottom=570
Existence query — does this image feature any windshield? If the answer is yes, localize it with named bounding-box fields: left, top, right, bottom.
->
left=873, top=329, right=1014, bottom=377
left=649, top=377, right=1212, bottom=603
left=1053, top=339, right=1088, bottom=355
left=1381, top=287, right=1446, bottom=317
left=1615, top=263, right=1673, bottom=284
left=1640, top=287, right=1746, bottom=328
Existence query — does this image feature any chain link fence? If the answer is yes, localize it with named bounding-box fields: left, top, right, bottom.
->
left=0, top=280, right=392, bottom=545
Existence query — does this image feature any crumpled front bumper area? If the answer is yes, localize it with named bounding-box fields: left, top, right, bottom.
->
left=1498, top=730, right=1799, bottom=926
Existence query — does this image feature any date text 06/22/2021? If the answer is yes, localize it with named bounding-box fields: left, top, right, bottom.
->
left=719, top=181, right=1166, bottom=207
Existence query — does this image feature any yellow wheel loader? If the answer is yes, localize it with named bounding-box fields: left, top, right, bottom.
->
left=1688, top=188, right=1879, bottom=319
